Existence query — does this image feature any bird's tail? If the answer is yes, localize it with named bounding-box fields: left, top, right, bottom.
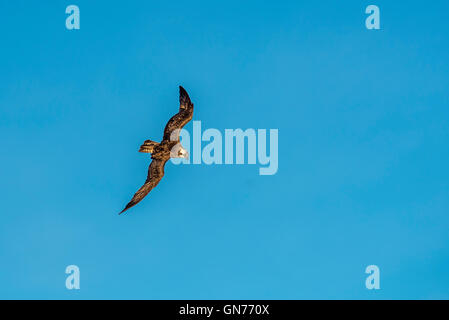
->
left=139, top=140, right=159, bottom=153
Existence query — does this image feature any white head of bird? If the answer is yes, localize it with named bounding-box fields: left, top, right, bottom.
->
left=171, top=144, right=189, bottom=159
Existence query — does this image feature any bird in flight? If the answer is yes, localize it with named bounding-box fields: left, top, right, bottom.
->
left=119, top=86, right=194, bottom=214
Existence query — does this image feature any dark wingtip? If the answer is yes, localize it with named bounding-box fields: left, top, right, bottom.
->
left=119, top=200, right=136, bottom=215
left=118, top=206, right=129, bottom=215
left=179, top=86, right=192, bottom=106
left=179, top=85, right=187, bottom=95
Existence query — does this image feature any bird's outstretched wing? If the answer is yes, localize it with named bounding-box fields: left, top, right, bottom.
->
left=162, top=86, right=194, bottom=142
left=119, top=159, right=168, bottom=214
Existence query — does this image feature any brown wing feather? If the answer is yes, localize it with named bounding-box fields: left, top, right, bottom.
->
left=162, top=86, right=194, bottom=142
left=119, top=159, right=168, bottom=214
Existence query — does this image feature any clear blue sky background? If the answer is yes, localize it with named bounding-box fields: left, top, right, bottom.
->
left=1, top=0, right=448, bottom=299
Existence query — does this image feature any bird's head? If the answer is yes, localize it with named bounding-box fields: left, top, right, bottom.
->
left=171, top=144, right=189, bottom=159
left=177, top=147, right=189, bottom=159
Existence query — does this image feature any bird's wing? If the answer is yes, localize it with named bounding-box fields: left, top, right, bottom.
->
left=119, top=158, right=168, bottom=214
left=162, top=86, right=194, bottom=142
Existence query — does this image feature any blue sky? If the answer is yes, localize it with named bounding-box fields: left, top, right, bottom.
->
left=0, top=0, right=448, bottom=299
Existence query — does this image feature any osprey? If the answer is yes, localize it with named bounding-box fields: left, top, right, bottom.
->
left=119, top=86, right=194, bottom=214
